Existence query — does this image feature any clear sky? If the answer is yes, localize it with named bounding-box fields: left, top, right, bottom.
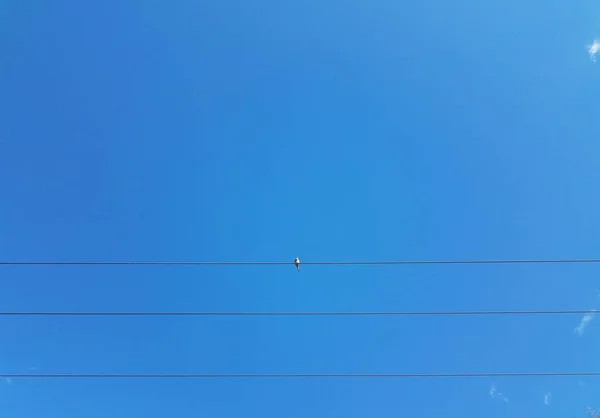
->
left=1, top=0, right=600, bottom=416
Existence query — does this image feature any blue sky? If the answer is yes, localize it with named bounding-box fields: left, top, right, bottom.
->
left=1, top=0, right=600, bottom=416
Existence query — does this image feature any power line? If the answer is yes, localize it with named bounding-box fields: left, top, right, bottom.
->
left=1, top=258, right=600, bottom=266
left=0, top=309, right=595, bottom=316
left=2, top=372, right=600, bottom=379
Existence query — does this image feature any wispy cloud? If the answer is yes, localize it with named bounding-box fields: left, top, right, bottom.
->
left=544, top=392, right=551, bottom=405
left=4, top=378, right=12, bottom=385
left=588, top=40, right=600, bottom=62
left=574, top=312, right=595, bottom=336
left=489, top=385, right=509, bottom=404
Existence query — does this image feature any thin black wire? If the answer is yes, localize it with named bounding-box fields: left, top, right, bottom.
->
left=2, top=372, right=600, bottom=379
left=1, top=259, right=600, bottom=265
left=0, top=309, right=595, bottom=316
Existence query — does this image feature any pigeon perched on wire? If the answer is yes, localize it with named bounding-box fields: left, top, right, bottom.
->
left=294, top=257, right=300, bottom=271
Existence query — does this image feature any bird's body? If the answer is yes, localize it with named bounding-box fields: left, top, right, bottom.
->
left=294, top=257, right=300, bottom=271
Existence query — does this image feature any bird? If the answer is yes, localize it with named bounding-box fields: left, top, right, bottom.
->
left=294, top=257, right=300, bottom=271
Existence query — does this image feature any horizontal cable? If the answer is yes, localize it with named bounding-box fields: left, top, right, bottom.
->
left=1, top=372, right=600, bottom=379
left=0, top=310, right=595, bottom=316
left=0, top=259, right=600, bottom=266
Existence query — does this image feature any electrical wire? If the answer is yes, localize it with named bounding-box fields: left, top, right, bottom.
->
left=0, top=309, right=595, bottom=316
left=2, top=372, right=600, bottom=379
left=1, top=258, right=600, bottom=266
left=2, top=260, right=596, bottom=382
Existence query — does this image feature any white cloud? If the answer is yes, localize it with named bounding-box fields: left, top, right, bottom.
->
left=489, top=385, right=509, bottom=404
left=574, top=313, right=595, bottom=336
left=544, top=392, right=551, bottom=405
left=587, top=40, right=600, bottom=62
